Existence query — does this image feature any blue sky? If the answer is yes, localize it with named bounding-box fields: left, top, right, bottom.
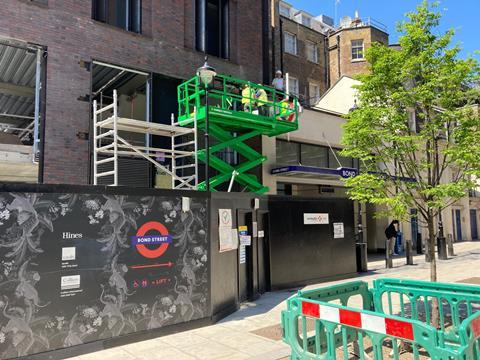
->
left=287, top=0, right=479, bottom=60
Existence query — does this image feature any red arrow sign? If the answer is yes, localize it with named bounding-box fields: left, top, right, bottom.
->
left=130, top=262, right=173, bottom=270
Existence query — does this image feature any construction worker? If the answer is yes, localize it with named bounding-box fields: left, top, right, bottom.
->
left=278, top=97, right=295, bottom=121
left=255, top=86, right=269, bottom=116
left=272, top=70, right=284, bottom=92
left=241, top=83, right=252, bottom=112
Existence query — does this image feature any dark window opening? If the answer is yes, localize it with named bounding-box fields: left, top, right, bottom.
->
left=93, top=0, right=141, bottom=34
left=196, top=0, right=229, bottom=59
left=276, top=139, right=357, bottom=169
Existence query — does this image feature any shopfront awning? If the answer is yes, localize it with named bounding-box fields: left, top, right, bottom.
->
left=271, top=165, right=416, bottom=183
left=271, top=165, right=358, bottom=179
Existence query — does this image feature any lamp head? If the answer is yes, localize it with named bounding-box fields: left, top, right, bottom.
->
left=197, top=56, right=216, bottom=87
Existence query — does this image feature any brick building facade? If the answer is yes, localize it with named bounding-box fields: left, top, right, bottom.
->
left=271, top=1, right=331, bottom=106
left=0, top=0, right=265, bottom=184
left=328, top=22, right=389, bottom=85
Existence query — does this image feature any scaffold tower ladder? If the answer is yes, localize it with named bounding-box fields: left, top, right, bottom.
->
left=177, top=74, right=299, bottom=193
left=93, top=90, right=198, bottom=188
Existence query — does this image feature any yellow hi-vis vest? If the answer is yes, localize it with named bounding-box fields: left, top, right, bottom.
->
left=256, top=89, right=268, bottom=107
left=242, top=86, right=251, bottom=105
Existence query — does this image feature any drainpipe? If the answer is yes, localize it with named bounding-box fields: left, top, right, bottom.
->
left=324, top=35, right=330, bottom=88
left=261, top=0, right=270, bottom=84
left=336, top=34, right=341, bottom=80
left=279, top=18, right=284, bottom=74
left=38, top=49, right=47, bottom=184
left=195, top=0, right=206, bottom=52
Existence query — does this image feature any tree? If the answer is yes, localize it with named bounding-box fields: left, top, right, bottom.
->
left=342, top=0, right=480, bottom=288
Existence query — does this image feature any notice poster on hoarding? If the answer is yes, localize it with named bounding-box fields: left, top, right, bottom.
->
left=219, top=226, right=236, bottom=252
left=239, top=235, right=251, bottom=246
left=303, top=213, right=329, bottom=225
left=219, top=209, right=235, bottom=252
left=333, top=222, right=345, bottom=238
left=219, top=209, right=232, bottom=228
left=239, top=245, right=246, bottom=264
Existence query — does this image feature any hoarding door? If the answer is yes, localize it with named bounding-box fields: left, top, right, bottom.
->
left=237, top=210, right=253, bottom=302
left=257, top=211, right=270, bottom=294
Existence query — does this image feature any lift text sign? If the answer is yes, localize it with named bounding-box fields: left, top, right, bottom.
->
left=304, top=213, right=329, bottom=225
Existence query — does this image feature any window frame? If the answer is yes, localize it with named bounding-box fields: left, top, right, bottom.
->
left=301, top=14, right=312, bottom=27
left=276, top=139, right=356, bottom=170
left=279, top=3, right=291, bottom=17
left=309, top=82, right=320, bottom=106
left=305, top=40, right=318, bottom=63
left=92, top=0, right=142, bottom=34
left=351, top=39, right=364, bottom=60
left=284, top=32, right=298, bottom=56
left=288, top=76, right=299, bottom=96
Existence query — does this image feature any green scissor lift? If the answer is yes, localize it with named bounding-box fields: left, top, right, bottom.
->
left=177, top=74, right=299, bottom=193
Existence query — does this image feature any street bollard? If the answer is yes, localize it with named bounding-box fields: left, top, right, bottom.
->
left=416, top=233, right=423, bottom=254
left=405, top=239, right=414, bottom=265
left=425, top=240, right=432, bottom=262
left=356, top=242, right=368, bottom=272
left=385, top=239, right=393, bottom=269
left=447, top=234, right=455, bottom=256
left=437, top=236, right=448, bottom=260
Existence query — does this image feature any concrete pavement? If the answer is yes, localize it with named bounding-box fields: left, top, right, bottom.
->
left=66, top=241, right=480, bottom=360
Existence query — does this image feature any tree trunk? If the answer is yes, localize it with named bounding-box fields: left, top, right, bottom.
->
left=427, top=213, right=439, bottom=328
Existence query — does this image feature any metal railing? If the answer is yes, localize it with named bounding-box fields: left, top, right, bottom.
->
left=177, top=74, right=299, bottom=128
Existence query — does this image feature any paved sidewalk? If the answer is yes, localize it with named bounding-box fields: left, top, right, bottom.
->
left=67, top=241, right=480, bottom=360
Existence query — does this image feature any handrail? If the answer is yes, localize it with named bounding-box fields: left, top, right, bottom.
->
left=177, top=74, right=299, bottom=126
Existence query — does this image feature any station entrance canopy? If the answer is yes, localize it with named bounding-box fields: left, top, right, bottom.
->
left=271, top=165, right=358, bottom=180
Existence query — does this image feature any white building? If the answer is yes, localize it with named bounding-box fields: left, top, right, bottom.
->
left=262, top=76, right=480, bottom=252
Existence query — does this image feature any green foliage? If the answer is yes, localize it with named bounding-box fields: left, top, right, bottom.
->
left=342, top=1, right=480, bottom=226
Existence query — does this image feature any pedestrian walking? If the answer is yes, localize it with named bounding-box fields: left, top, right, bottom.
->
left=385, top=220, right=399, bottom=268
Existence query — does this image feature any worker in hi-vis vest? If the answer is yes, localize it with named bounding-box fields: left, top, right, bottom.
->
left=241, top=83, right=252, bottom=112
left=255, top=86, right=269, bottom=116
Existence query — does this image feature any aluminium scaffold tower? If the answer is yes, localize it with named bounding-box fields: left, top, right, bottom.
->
left=177, top=74, right=299, bottom=193
left=93, top=89, right=198, bottom=189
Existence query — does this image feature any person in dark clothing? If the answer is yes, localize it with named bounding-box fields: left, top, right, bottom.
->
left=385, top=220, right=399, bottom=257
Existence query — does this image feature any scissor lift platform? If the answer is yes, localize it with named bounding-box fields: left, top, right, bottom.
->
left=177, top=74, right=299, bottom=193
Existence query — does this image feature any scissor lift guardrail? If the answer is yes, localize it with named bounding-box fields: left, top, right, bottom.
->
left=93, top=89, right=198, bottom=189
left=282, top=279, right=480, bottom=359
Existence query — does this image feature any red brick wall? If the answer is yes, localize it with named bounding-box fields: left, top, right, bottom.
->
left=0, top=0, right=263, bottom=184
left=328, top=26, right=388, bottom=84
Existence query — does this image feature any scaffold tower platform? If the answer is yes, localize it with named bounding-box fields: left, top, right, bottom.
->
left=93, top=90, right=198, bottom=190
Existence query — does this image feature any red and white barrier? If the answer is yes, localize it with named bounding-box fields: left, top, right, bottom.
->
left=301, top=301, right=414, bottom=341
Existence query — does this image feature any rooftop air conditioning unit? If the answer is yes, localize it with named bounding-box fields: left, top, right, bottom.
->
left=316, top=14, right=334, bottom=27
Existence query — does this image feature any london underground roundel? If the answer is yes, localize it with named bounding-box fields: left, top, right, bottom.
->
left=132, top=221, right=172, bottom=259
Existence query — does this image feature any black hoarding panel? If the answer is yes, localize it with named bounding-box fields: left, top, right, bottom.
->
left=0, top=191, right=208, bottom=359
left=268, top=196, right=356, bottom=289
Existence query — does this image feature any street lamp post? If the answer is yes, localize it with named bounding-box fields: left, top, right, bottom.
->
left=196, top=57, right=216, bottom=192
left=435, top=136, right=448, bottom=260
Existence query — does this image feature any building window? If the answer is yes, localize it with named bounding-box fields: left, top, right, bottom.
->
left=329, top=149, right=354, bottom=168
left=306, top=41, right=318, bottom=63
left=288, top=76, right=299, bottom=96
left=309, top=83, right=320, bottom=106
left=276, top=140, right=300, bottom=165
left=284, top=32, right=297, bottom=55
left=277, top=140, right=356, bottom=169
left=195, top=0, right=229, bottom=59
left=351, top=39, right=364, bottom=60
left=92, top=0, right=142, bottom=33
left=279, top=2, right=291, bottom=17
left=301, top=15, right=311, bottom=27
left=300, top=143, right=328, bottom=167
